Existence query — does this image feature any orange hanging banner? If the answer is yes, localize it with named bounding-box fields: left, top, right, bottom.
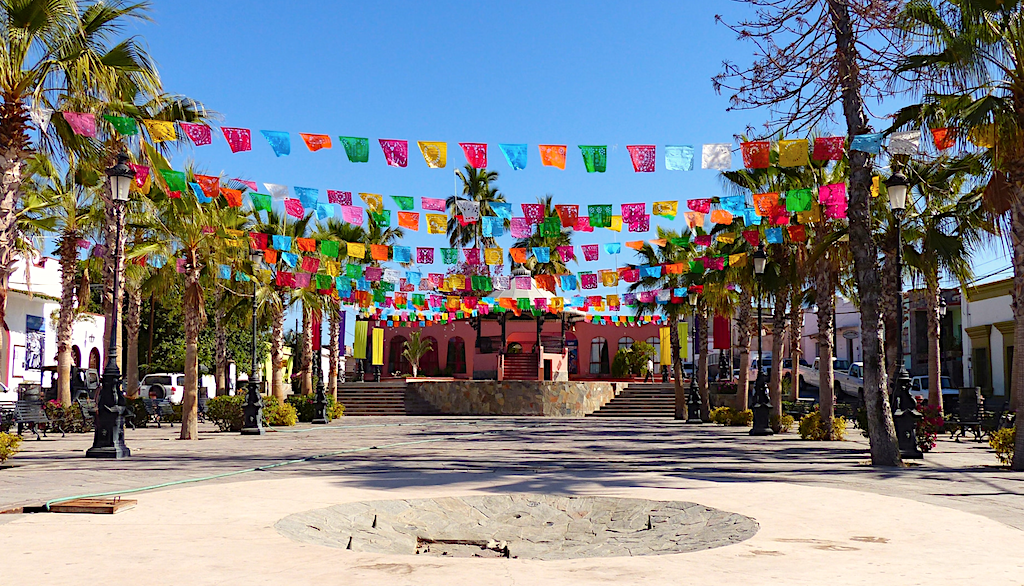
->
left=398, top=211, right=419, bottom=230
left=300, top=133, right=332, bottom=151
left=538, top=145, right=567, bottom=169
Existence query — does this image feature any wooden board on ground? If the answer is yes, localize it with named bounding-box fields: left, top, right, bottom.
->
left=49, top=498, right=137, bottom=514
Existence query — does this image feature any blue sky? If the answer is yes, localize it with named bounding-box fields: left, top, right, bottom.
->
left=126, top=1, right=1010, bottom=341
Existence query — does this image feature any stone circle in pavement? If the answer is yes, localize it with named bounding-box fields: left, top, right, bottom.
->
left=274, top=494, right=758, bottom=560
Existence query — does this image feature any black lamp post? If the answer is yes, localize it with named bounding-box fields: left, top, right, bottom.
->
left=750, top=245, right=774, bottom=436
left=241, top=247, right=264, bottom=435
left=87, top=153, right=135, bottom=459
left=312, top=315, right=329, bottom=424
left=686, top=290, right=703, bottom=424
left=886, top=172, right=922, bottom=458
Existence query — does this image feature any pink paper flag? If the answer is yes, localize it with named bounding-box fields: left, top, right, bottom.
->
left=626, top=145, right=656, bottom=172
left=180, top=122, right=212, bottom=146
left=574, top=216, right=593, bottom=232
left=417, top=247, right=434, bottom=264
left=522, top=203, right=545, bottom=224
left=421, top=197, right=446, bottom=211
left=341, top=205, right=363, bottom=225
left=628, top=215, right=650, bottom=232
left=695, top=235, right=713, bottom=246
left=379, top=139, right=408, bottom=167
left=284, top=198, right=304, bottom=218
left=62, top=112, right=96, bottom=137
left=233, top=178, right=257, bottom=192
left=222, top=127, right=252, bottom=153
left=557, top=246, right=575, bottom=262
left=510, top=217, right=531, bottom=238
left=327, top=190, right=352, bottom=205
left=771, top=208, right=791, bottom=225
left=581, top=244, right=599, bottom=261
left=459, top=143, right=487, bottom=168
left=621, top=203, right=646, bottom=223
left=743, top=230, right=760, bottom=246
left=464, top=248, right=480, bottom=265
left=515, top=276, right=532, bottom=290
left=687, top=198, right=712, bottom=213
left=128, top=163, right=150, bottom=189
left=176, top=258, right=187, bottom=273
left=581, top=273, right=598, bottom=289
left=294, top=273, right=311, bottom=288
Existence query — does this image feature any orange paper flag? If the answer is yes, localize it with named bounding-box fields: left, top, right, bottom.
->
left=300, top=133, right=332, bottom=151
left=371, top=244, right=389, bottom=261
left=398, top=211, right=419, bottom=231
left=509, top=248, right=528, bottom=263
left=709, top=209, right=733, bottom=225
left=625, top=240, right=645, bottom=250
left=219, top=187, right=243, bottom=207
left=296, top=238, right=316, bottom=252
left=754, top=192, right=781, bottom=216
left=538, top=145, right=567, bottom=169
left=649, top=238, right=667, bottom=247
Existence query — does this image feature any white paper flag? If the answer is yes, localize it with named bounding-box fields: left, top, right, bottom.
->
left=457, top=200, right=480, bottom=222
left=383, top=268, right=401, bottom=283
left=887, top=131, right=920, bottom=155
left=264, top=183, right=289, bottom=201
left=30, top=107, right=53, bottom=132
left=701, top=143, right=732, bottom=170
left=492, top=275, right=510, bottom=291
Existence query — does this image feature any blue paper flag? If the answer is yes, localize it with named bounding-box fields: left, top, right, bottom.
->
left=189, top=182, right=213, bottom=204
left=850, top=133, right=883, bottom=154
left=392, top=245, right=411, bottom=263
left=603, top=242, right=622, bottom=255
left=640, top=265, right=663, bottom=279
left=561, top=275, right=578, bottom=291
left=765, top=227, right=784, bottom=244
left=272, top=235, right=292, bottom=251
left=482, top=216, right=504, bottom=237
left=281, top=252, right=299, bottom=268
left=261, top=130, right=291, bottom=157
left=356, top=278, right=370, bottom=291
left=315, top=203, right=334, bottom=220
left=499, top=143, right=528, bottom=170
left=235, top=271, right=250, bottom=282
left=742, top=207, right=760, bottom=226
left=674, top=287, right=687, bottom=297
left=720, top=195, right=746, bottom=215
left=149, top=255, right=166, bottom=268
left=491, top=201, right=513, bottom=220
left=293, top=186, right=318, bottom=209
left=217, top=265, right=231, bottom=279
left=406, top=271, right=421, bottom=287
left=532, top=247, right=550, bottom=263
left=665, top=145, right=695, bottom=171
left=571, top=296, right=587, bottom=308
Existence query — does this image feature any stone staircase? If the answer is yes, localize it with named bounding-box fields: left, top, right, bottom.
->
left=501, top=353, right=538, bottom=381
left=586, top=383, right=677, bottom=417
left=336, top=381, right=408, bottom=416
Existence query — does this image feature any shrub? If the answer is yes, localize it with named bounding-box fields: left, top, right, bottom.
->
left=127, top=397, right=149, bottom=428
left=0, top=432, right=22, bottom=464
left=798, top=411, right=848, bottom=441
left=917, top=404, right=944, bottom=453
left=330, top=400, right=345, bottom=419
left=709, top=407, right=753, bottom=426
left=709, top=406, right=732, bottom=425
left=44, top=400, right=90, bottom=433
left=989, top=426, right=1016, bottom=466
left=771, top=413, right=795, bottom=433
left=207, top=395, right=299, bottom=431
left=286, top=394, right=343, bottom=423
left=264, top=397, right=298, bottom=427
left=717, top=381, right=738, bottom=394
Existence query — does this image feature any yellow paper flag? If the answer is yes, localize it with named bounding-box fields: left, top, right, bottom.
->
left=609, top=215, right=623, bottom=232
left=485, top=247, right=503, bottom=265
left=601, top=270, right=619, bottom=287
left=729, top=253, right=747, bottom=268
left=968, top=124, right=995, bottom=148
left=660, top=327, right=672, bottom=365
left=653, top=200, right=678, bottom=219
left=359, top=192, right=383, bottom=212
left=796, top=201, right=821, bottom=224
left=871, top=176, right=880, bottom=198
left=426, top=213, right=447, bottom=234
left=353, top=321, right=368, bottom=359
left=717, top=233, right=736, bottom=244
left=777, top=139, right=810, bottom=167
left=325, top=260, right=340, bottom=277
left=345, top=242, right=366, bottom=260
left=372, top=328, right=384, bottom=366
left=417, top=141, right=447, bottom=168
left=550, top=297, right=564, bottom=312
left=143, top=119, right=177, bottom=142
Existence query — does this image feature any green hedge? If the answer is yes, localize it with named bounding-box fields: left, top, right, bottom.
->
left=285, top=394, right=344, bottom=422
left=206, top=395, right=298, bottom=431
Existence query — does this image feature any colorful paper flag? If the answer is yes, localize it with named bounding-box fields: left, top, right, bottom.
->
left=665, top=145, right=695, bottom=171
left=340, top=136, right=370, bottom=162
left=701, top=143, right=732, bottom=170
left=180, top=122, right=211, bottom=146
left=538, top=145, right=567, bottom=169
left=103, top=115, right=138, bottom=135
left=143, top=119, right=176, bottom=142
left=850, top=133, right=883, bottom=154
left=415, top=141, right=446, bottom=168
left=813, top=136, right=845, bottom=161
left=261, top=130, right=291, bottom=156
left=327, top=190, right=352, bottom=205
left=62, top=112, right=96, bottom=137
left=555, top=204, right=578, bottom=228
left=687, top=198, right=711, bottom=213
left=626, top=145, right=656, bottom=172
left=581, top=244, right=599, bottom=261
left=284, top=198, right=304, bottom=218
left=741, top=141, right=771, bottom=168
left=888, top=131, right=920, bottom=155
left=398, top=211, right=419, bottom=230
left=499, top=143, right=528, bottom=170
left=588, top=204, right=612, bottom=228
left=459, top=142, right=487, bottom=168
left=300, top=133, right=332, bottom=151
left=360, top=192, right=383, bottom=212
left=777, top=139, right=810, bottom=167
left=341, top=205, right=364, bottom=225
left=653, top=201, right=678, bottom=220
left=426, top=213, right=447, bottom=234
left=379, top=139, right=408, bottom=167
left=579, top=145, right=607, bottom=173
left=222, top=127, right=252, bottom=153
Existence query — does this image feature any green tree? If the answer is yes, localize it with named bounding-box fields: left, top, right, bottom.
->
left=511, top=195, right=574, bottom=276
left=447, top=165, right=506, bottom=249
left=402, top=331, right=433, bottom=377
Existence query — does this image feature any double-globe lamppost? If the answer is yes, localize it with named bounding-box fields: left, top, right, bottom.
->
left=885, top=172, right=923, bottom=459
left=87, top=154, right=135, bottom=458
left=241, top=247, right=265, bottom=435
left=686, top=290, right=703, bottom=423
left=750, top=245, right=774, bottom=436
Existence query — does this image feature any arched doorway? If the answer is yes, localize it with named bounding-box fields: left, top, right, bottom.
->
left=446, top=337, right=466, bottom=374
left=388, top=335, right=411, bottom=375
left=88, top=348, right=101, bottom=370
left=420, top=337, right=439, bottom=376
left=590, top=337, right=609, bottom=375
left=72, top=345, right=82, bottom=368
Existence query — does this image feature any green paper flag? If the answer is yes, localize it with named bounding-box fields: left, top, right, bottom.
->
left=346, top=264, right=362, bottom=278
left=441, top=248, right=458, bottom=264
left=540, top=216, right=561, bottom=237
left=373, top=290, right=385, bottom=303
left=785, top=188, right=814, bottom=212
left=315, top=274, right=333, bottom=290
left=690, top=260, right=705, bottom=274
left=103, top=115, right=138, bottom=135
left=517, top=298, right=531, bottom=310
left=370, top=209, right=391, bottom=228
left=159, top=169, right=187, bottom=193
left=379, top=281, right=395, bottom=292
left=339, top=136, right=369, bottom=163
left=588, top=204, right=613, bottom=228
left=670, top=236, right=691, bottom=247
left=390, top=195, right=414, bottom=211
left=320, top=240, right=339, bottom=257
left=249, top=193, right=272, bottom=212
left=578, top=145, right=607, bottom=173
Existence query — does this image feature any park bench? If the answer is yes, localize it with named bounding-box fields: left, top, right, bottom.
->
left=949, top=389, right=984, bottom=442
left=0, top=401, right=15, bottom=432
left=143, top=399, right=175, bottom=428
left=76, top=397, right=98, bottom=431
left=14, top=399, right=53, bottom=440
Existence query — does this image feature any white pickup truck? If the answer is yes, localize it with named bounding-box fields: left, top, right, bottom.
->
left=805, top=357, right=862, bottom=399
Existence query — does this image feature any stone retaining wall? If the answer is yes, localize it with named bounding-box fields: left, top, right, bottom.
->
left=406, top=380, right=619, bottom=416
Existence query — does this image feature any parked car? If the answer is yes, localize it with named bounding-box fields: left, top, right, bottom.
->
left=834, top=362, right=865, bottom=399
left=804, top=357, right=852, bottom=390
left=749, top=354, right=792, bottom=382
left=909, top=376, right=959, bottom=404
left=141, top=373, right=186, bottom=403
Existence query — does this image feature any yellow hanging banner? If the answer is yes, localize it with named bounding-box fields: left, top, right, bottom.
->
left=550, top=297, right=564, bottom=312
left=796, top=201, right=821, bottom=224
left=729, top=253, right=747, bottom=268
left=417, top=141, right=447, bottom=168
left=426, top=213, right=447, bottom=234
left=652, top=200, right=678, bottom=219
left=609, top=215, right=622, bottom=232
left=717, top=233, right=736, bottom=244
left=777, top=139, right=810, bottom=167
left=484, top=247, right=503, bottom=265
left=660, top=327, right=672, bottom=365
left=345, top=242, right=366, bottom=260
left=143, top=119, right=177, bottom=142
left=372, top=328, right=384, bottom=366
left=353, top=321, right=368, bottom=359
left=968, top=124, right=995, bottom=148
left=359, top=192, right=383, bottom=212
left=871, top=176, right=880, bottom=198
left=678, top=322, right=689, bottom=360
left=601, top=270, right=619, bottom=287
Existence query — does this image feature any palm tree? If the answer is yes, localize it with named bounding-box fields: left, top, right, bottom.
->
left=447, top=165, right=505, bottom=249
left=402, top=331, right=433, bottom=377
left=627, top=226, right=699, bottom=419
left=894, top=0, right=1024, bottom=469
left=0, top=0, right=161, bottom=345
left=315, top=218, right=365, bottom=399
left=511, top=195, right=574, bottom=276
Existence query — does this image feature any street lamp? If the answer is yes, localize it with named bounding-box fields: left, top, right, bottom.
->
left=87, top=153, right=135, bottom=459
left=241, top=247, right=264, bottom=435
left=886, top=171, right=922, bottom=459
left=686, top=290, right=703, bottom=424
left=750, top=245, right=773, bottom=436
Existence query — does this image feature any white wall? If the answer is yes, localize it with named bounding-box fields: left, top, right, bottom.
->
left=800, top=296, right=861, bottom=366
left=960, top=286, right=1013, bottom=395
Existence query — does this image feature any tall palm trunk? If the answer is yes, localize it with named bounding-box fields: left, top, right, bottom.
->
left=1008, top=195, right=1024, bottom=471
left=179, top=251, right=204, bottom=440
left=925, top=275, right=942, bottom=414
left=669, top=311, right=685, bottom=419
left=769, top=289, right=788, bottom=424
left=56, top=234, right=79, bottom=406
left=328, top=311, right=339, bottom=401
left=271, top=304, right=287, bottom=403
left=828, top=0, right=901, bottom=466
left=880, top=223, right=901, bottom=381
left=301, top=309, right=313, bottom=395
left=816, top=265, right=837, bottom=438
left=697, top=304, right=710, bottom=421
left=0, top=101, right=29, bottom=337
left=735, top=287, right=752, bottom=411
left=214, top=299, right=227, bottom=396
left=124, top=284, right=142, bottom=399
left=789, top=287, right=803, bottom=402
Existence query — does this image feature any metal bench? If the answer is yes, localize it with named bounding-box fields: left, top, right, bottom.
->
left=0, top=401, right=15, bottom=432
left=14, top=400, right=52, bottom=440
left=143, top=399, right=175, bottom=428
left=950, top=388, right=984, bottom=442
left=76, top=397, right=98, bottom=431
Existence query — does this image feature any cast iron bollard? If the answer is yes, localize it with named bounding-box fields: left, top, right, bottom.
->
left=241, top=377, right=265, bottom=435
left=892, top=368, right=922, bottom=459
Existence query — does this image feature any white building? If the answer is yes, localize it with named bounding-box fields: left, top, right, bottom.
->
left=961, top=277, right=1015, bottom=402
left=1, top=256, right=106, bottom=391
left=800, top=296, right=863, bottom=366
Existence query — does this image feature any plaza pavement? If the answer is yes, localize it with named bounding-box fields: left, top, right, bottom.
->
left=0, top=417, right=1022, bottom=585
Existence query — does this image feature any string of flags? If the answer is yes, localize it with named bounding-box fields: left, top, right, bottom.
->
left=34, top=108, right=993, bottom=172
